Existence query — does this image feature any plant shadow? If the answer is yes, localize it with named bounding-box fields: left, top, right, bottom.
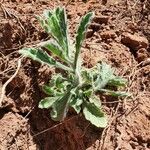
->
left=29, top=108, right=103, bottom=150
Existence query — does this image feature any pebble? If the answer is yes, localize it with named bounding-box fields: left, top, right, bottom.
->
left=121, top=33, right=149, bottom=50
left=100, top=30, right=117, bottom=40
left=93, top=15, right=110, bottom=24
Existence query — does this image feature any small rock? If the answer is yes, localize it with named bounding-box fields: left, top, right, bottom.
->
left=93, top=15, right=110, bottom=24
left=29, top=145, right=37, bottom=150
left=121, top=33, right=149, bottom=50
left=141, top=58, right=150, bottom=67
left=22, top=4, right=34, bottom=13
left=100, top=30, right=117, bottom=40
left=101, top=42, right=110, bottom=50
left=86, top=29, right=93, bottom=38
left=136, top=48, right=149, bottom=62
left=148, top=15, right=150, bottom=21
left=107, top=0, right=121, bottom=5
left=39, top=0, right=48, bottom=5
left=89, top=23, right=100, bottom=31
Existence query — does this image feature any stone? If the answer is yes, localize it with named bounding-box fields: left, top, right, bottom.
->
left=100, top=30, right=117, bottom=40
left=121, top=33, right=149, bottom=50
left=93, top=15, right=110, bottom=24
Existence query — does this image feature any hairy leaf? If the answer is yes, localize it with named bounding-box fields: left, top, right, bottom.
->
left=41, top=8, right=69, bottom=58
left=74, top=12, right=94, bottom=69
left=19, top=48, right=72, bottom=71
left=99, top=89, right=131, bottom=97
left=42, top=85, right=63, bottom=97
left=94, top=62, right=115, bottom=90
left=83, top=89, right=93, bottom=97
left=42, top=85, right=54, bottom=95
left=83, top=101, right=107, bottom=128
left=42, top=74, right=70, bottom=97
left=39, top=97, right=59, bottom=109
left=39, top=40, right=69, bottom=63
left=51, top=90, right=72, bottom=121
left=108, top=77, right=128, bottom=87
left=57, top=8, right=69, bottom=56
left=70, top=97, right=83, bottom=114
left=43, top=10, right=52, bottom=18
left=89, top=95, right=101, bottom=108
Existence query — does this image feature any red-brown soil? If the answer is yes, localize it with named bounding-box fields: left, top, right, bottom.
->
left=0, top=0, right=150, bottom=150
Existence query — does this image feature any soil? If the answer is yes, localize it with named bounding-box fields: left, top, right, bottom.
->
left=0, top=0, right=150, bottom=150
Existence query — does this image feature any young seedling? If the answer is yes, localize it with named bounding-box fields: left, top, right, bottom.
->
left=19, top=7, right=129, bottom=128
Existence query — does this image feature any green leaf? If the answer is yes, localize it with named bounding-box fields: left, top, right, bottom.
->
left=47, top=14, right=65, bottom=49
left=39, top=97, right=58, bottom=109
left=74, top=12, right=94, bottom=69
left=57, top=7, right=69, bottom=56
left=50, top=90, right=72, bottom=121
left=83, top=89, right=93, bottom=97
left=99, top=89, right=131, bottom=97
left=89, top=95, right=101, bottom=108
left=43, top=85, right=63, bottom=97
left=43, top=7, right=69, bottom=58
left=36, top=16, right=46, bottom=29
left=94, top=62, right=115, bottom=90
left=70, top=97, right=83, bottom=114
left=43, top=10, right=52, bottom=18
left=19, top=48, right=72, bottom=71
left=42, top=74, right=70, bottom=97
left=39, top=40, right=69, bottom=63
left=53, top=74, right=66, bottom=88
left=83, top=101, right=107, bottom=128
left=51, top=74, right=71, bottom=92
left=42, top=85, right=54, bottom=95
left=108, top=77, right=127, bottom=87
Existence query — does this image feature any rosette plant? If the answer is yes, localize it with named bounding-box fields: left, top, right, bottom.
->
left=19, top=7, right=129, bottom=128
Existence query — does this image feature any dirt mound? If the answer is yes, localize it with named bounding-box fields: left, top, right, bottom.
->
left=0, top=111, right=36, bottom=149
